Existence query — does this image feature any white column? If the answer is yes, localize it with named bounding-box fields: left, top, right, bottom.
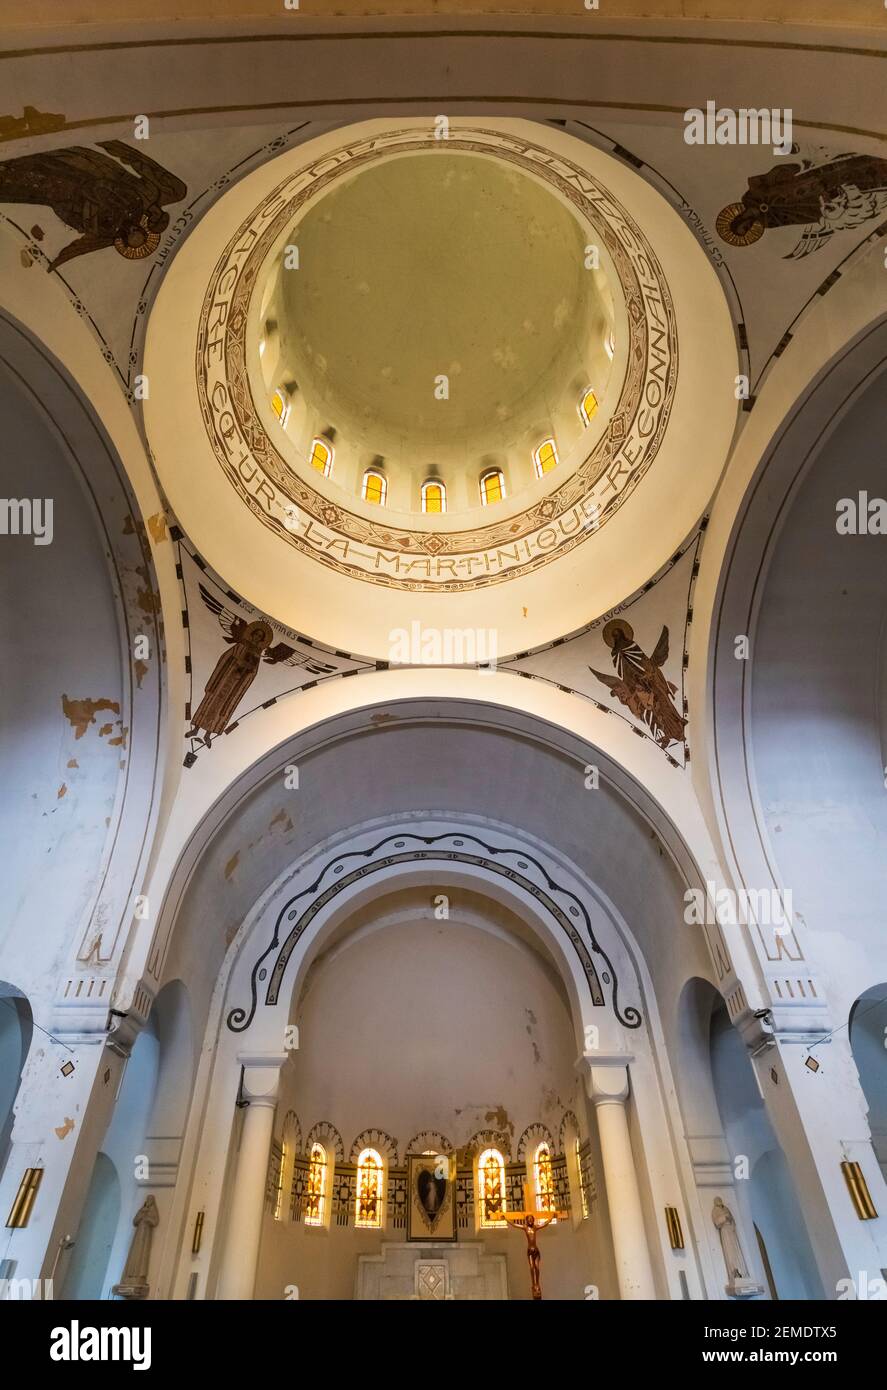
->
left=589, top=1063, right=656, bottom=1300
left=216, top=1052, right=287, bottom=1301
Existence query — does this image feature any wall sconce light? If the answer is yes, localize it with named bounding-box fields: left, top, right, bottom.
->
left=6, top=1168, right=43, bottom=1228
left=665, top=1206, right=684, bottom=1250
left=192, top=1210, right=205, bottom=1254
left=841, top=1161, right=878, bottom=1220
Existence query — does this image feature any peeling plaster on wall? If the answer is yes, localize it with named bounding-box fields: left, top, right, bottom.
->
left=224, top=851, right=240, bottom=882
left=146, top=513, right=169, bottom=544
left=62, top=695, right=120, bottom=740
left=54, top=1117, right=74, bottom=1139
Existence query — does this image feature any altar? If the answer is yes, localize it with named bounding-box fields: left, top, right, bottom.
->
left=355, top=1241, right=508, bottom=1300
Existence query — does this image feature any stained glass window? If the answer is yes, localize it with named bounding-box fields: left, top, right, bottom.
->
left=480, top=469, right=506, bottom=505
left=532, top=439, right=558, bottom=478
left=422, top=480, right=446, bottom=514
left=575, top=1137, right=589, bottom=1219
left=309, top=436, right=333, bottom=477
left=304, top=1142, right=327, bottom=1226
left=478, top=1147, right=507, bottom=1227
left=355, top=1147, right=383, bottom=1228
left=362, top=470, right=387, bottom=506
left=579, top=387, right=599, bottom=426
left=534, top=1142, right=556, bottom=1216
left=271, top=390, right=288, bottom=425
left=274, top=1141, right=287, bottom=1222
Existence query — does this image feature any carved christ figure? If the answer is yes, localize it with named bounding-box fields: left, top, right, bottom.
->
left=501, top=1210, right=560, bottom=1300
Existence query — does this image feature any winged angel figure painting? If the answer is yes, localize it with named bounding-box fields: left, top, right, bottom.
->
left=189, top=585, right=335, bottom=745
left=590, top=619, right=687, bottom=751
left=716, top=152, right=887, bottom=259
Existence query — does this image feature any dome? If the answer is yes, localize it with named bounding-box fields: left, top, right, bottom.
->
left=257, top=149, right=617, bottom=517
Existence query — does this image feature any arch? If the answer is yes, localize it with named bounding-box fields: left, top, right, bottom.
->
left=0, top=986, right=32, bottom=1177
left=479, top=467, right=506, bottom=504
left=476, top=1146, right=507, bottom=1227
left=578, top=387, right=599, bottom=425
left=533, top=1140, right=556, bottom=1213
left=349, top=1128, right=398, bottom=1165
left=354, top=1147, right=384, bottom=1229
left=466, top=1129, right=512, bottom=1163
left=225, top=828, right=640, bottom=1050
left=61, top=1153, right=121, bottom=1300
left=405, top=1130, right=452, bottom=1157
left=532, top=438, right=558, bottom=478
left=308, top=435, right=333, bottom=477
left=849, top=984, right=887, bottom=1180
left=709, top=996, right=824, bottom=1300
left=704, top=316, right=887, bottom=1023
left=304, top=1120, right=344, bottom=1164
left=420, top=478, right=445, bottom=513
left=558, top=1110, right=580, bottom=1154
left=361, top=468, right=387, bottom=506
left=303, top=1141, right=329, bottom=1227
left=0, top=310, right=166, bottom=1011
left=517, top=1122, right=555, bottom=1163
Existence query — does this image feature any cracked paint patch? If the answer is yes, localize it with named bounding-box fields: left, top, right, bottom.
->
left=62, top=695, right=120, bottom=740
left=57, top=783, right=67, bottom=799
left=224, top=851, right=240, bottom=881
left=54, top=1117, right=74, bottom=1139
left=67, top=758, right=78, bottom=768
left=134, top=660, right=149, bottom=689
left=270, top=808, right=294, bottom=833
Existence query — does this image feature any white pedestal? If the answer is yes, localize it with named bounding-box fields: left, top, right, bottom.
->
left=356, top=1241, right=508, bottom=1300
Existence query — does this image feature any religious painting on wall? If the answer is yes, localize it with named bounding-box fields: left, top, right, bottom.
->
left=406, top=1153, right=457, bottom=1243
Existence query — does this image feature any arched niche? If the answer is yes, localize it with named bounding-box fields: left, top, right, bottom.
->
left=705, top=316, right=887, bottom=1025
left=254, top=883, right=608, bottom=1301
left=709, top=1001, right=823, bottom=1300
left=849, top=985, right=887, bottom=1182
left=0, top=310, right=165, bottom=1021
left=60, top=1152, right=121, bottom=1300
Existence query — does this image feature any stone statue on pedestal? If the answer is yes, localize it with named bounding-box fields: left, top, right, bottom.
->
left=712, top=1197, right=764, bottom=1299
left=113, top=1195, right=159, bottom=1300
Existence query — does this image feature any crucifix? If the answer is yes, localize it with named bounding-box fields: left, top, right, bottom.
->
left=499, top=1183, right=568, bottom=1300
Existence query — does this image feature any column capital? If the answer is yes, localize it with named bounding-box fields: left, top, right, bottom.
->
left=579, top=1055, right=633, bottom=1105
left=237, top=1052, right=288, bottom=1107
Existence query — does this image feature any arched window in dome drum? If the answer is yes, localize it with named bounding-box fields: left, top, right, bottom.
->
left=271, top=389, right=288, bottom=426
left=362, top=469, right=387, bottom=506
left=309, top=436, right=333, bottom=477
left=532, top=439, right=558, bottom=478
left=579, top=387, right=599, bottom=426
left=421, top=479, right=446, bottom=514
left=355, top=1148, right=383, bottom=1228
left=480, top=468, right=506, bottom=505
left=477, top=1147, right=507, bottom=1227
left=304, top=1142, right=328, bottom=1226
